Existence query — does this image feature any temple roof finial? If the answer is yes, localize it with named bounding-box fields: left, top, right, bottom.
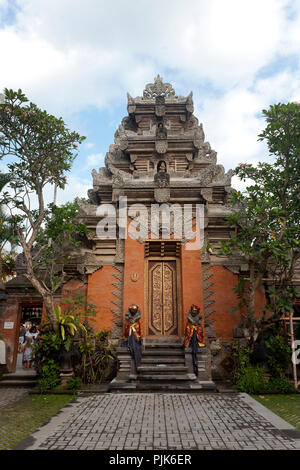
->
left=143, top=75, right=175, bottom=99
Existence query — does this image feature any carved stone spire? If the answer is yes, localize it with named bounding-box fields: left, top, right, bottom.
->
left=143, top=75, right=175, bottom=99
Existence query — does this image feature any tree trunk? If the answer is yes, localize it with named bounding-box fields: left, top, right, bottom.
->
left=21, top=229, right=59, bottom=333
left=248, top=262, right=256, bottom=332
left=247, top=262, right=263, bottom=345
left=0, top=260, right=5, bottom=291
left=24, top=273, right=58, bottom=333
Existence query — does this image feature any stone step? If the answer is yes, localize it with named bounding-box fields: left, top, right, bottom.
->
left=135, top=382, right=216, bottom=392
left=143, top=344, right=184, bottom=350
left=136, top=373, right=196, bottom=381
left=141, top=357, right=185, bottom=364
left=142, top=349, right=185, bottom=356
left=0, top=379, right=38, bottom=388
left=110, top=338, right=216, bottom=393
left=138, top=365, right=188, bottom=374
left=143, top=337, right=183, bottom=345
left=2, top=373, right=37, bottom=381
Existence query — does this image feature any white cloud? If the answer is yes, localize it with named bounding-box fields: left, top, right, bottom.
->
left=0, top=0, right=299, bottom=192
left=55, top=175, right=90, bottom=205
left=86, top=153, right=104, bottom=168
left=85, top=142, right=95, bottom=149
left=196, top=66, right=300, bottom=172
left=0, top=0, right=298, bottom=114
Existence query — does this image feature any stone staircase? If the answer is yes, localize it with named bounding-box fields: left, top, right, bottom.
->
left=108, top=337, right=216, bottom=392
left=0, top=369, right=38, bottom=388
left=0, top=353, right=38, bottom=389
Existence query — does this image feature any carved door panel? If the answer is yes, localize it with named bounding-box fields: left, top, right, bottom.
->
left=148, top=260, right=178, bottom=336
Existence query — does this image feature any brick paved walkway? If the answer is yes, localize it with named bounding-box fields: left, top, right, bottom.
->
left=0, top=387, right=29, bottom=409
left=17, top=393, right=300, bottom=450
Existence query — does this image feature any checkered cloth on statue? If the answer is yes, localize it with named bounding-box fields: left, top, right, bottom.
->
left=123, top=304, right=142, bottom=370
left=123, top=305, right=141, bottom=340
left=184, top=305, right=205, bottom=377
left=184, top=304, right=205, bottom=347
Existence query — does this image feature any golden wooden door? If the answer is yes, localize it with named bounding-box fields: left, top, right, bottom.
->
left=148, top=260, right=178, bottom=336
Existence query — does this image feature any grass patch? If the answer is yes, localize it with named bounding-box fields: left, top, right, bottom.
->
left=253, top=394, right=300, bottom=430
left=0, top=393, right=74, bottom=450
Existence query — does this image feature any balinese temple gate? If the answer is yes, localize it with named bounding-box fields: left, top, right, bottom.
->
left=75, top=75, right=246, bottom=391
left=1, top=76, right=267, bottom=388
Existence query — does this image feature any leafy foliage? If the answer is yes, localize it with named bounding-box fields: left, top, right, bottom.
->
left=55, top=305, right=87, bottom=343
left=76, top=329, right=116, bottom=384
left=66, top=375, right=82, bottom=392
left=231, top=334, right=295, bottom=394
left=33, top=294, right=116, bottom=389
left=0, top=88, right=85, bottom=331
left=212, top=102, right=300, bottom=338
left=33, top=320, right=65, bottom=375
left=37, top=359, right=61, bottom=393
left=266, top=334, right=291, bottom=378
left=31, top=201, right=88, bottom=290
left=235, top=364, right=268, bottom=394
left=0, top=88, right=84, bottom=190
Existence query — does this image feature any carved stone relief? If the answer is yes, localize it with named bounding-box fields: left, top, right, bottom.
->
left=143, top=75, right=175, bottom=99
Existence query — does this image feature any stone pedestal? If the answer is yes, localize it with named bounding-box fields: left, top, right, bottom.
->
left=60, top=371, right=73, bottom=387
left=108, top=346, right=137, bottom=391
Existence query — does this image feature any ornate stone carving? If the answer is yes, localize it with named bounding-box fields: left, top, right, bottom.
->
left=155, top=121, right=168, bottom=154
left=156, top=121, right=168, bottom=140
left=115, top=239, right=125, bottom=263
left=15, top=253, right=27, bottom=274
left=154, top=162, right=169, bottom=184
left=193, top=164, right=234, bottom=186
left=155, top=140, right=168, bottom=154
left=77, top=252, right=103, bottom=275
left=92, top=167, right=112, bottom=186
left=186, top=92, right=194, bottom=114
left=143, top=75, right=175, bottom=99
left=121, top=116, right=138, bottom=133
left=114, top=125, right=128, bottom=151
left=155, top=95, right=166, bottom=117
left=200, top=188, right=213, bottom=202
left=87, top=189, right=101, bottom=205
left=154, top=187, right=170, bottom=203
left=75, top=197, right=97, bottom=217
left=193, top=125, right=205, bottom=149
left=154, top=160, right=170, bottom=202
left=105, top=152, right=132, bottom=183
left=127, top=92, right=136, bottom=115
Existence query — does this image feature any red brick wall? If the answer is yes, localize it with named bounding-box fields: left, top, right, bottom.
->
left=208, top=265, right=266, bottom=339
left=123, top=236, right=145, bottom=336
left=87, top=266, right=120, bottom=333
left=60, top=279, right=87, bottom=314
left=181, top=240, right=205, bottom=336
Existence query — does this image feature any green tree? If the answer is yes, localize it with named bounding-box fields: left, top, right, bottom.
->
left=0, top=172, right=18, bottom=288
left=214, top=102, right=300, bottom=341
left=0, top=88, right=86, bottom=331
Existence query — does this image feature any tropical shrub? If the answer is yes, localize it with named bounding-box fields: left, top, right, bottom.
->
left=66, top=375, right=82, bottom=392
left=235, top=364, right=268, bottom=394
left=37, top=359, right=61, bottom=393
left=265, top=334, right=291, bottom=378
left=266, top=377, right=295, bottom=394
left=75, top=330, right=116, bottom=384
left=33, top=295, right=117, bottom=389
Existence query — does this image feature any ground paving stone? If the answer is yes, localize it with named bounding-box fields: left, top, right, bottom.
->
left=0, top=387, right=29, bottom=408
left=15, top=392, right=300, bottom=450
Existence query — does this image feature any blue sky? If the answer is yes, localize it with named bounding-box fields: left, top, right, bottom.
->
left=0, top=0, right=299, bottom=205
